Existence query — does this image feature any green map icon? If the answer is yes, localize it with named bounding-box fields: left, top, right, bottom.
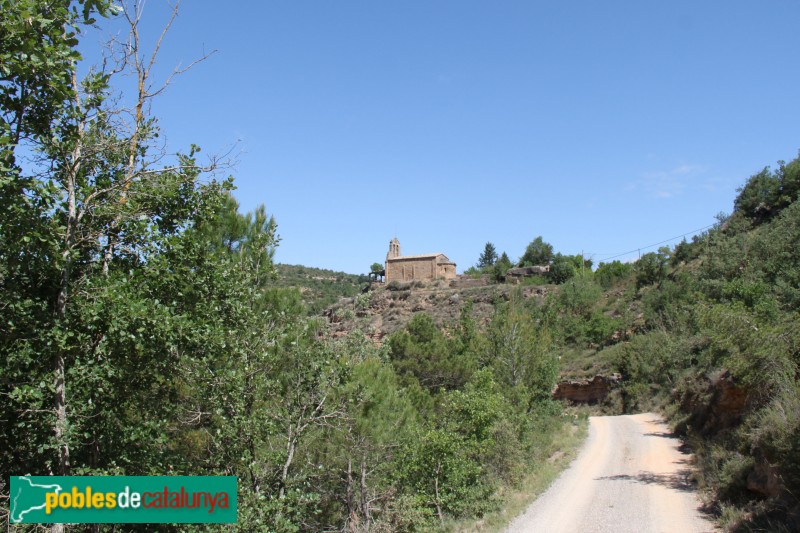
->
left=10, top=476, right=63, bottom=524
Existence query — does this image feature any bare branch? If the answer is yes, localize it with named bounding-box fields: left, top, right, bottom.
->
left=146, top=0, right=179, bottom=78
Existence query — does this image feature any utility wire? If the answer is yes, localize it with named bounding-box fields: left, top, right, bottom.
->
left=592, top=223, right=717, bottom=263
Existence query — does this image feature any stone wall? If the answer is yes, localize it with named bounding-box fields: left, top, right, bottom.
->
left=449, top=275, right=488, bottom=288
left=386, top=257, right=437, bottom=282
left=437, top=262, right=456, bottom=279
left=386, top=255, right=456, bottom=283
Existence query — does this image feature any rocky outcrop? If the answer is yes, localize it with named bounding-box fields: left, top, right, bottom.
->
left=552, top=374, right=620, bottom=404
left=323, top=280, right=552, bottom=341
left=677, top=369, right=749, bottom=435
left=747, top=462, right=782, bottom=498
left=708, top=370, right=748, bottom=428
left=506, top=265, right=549, bottom=283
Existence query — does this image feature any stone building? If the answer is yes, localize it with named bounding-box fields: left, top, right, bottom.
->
left=384, top=238, right=457, bottom=283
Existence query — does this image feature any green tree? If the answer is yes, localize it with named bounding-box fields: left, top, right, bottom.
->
left=0, top=0, right=117, bottom=171
left=477, top=242, right=498, bottom=268
left=371, top=262, right=384, bottom=273
left=734, top=167, right=780, bottom=222
left=775, top=155, right=800, bottom=210
left=397, top=371, right=505, bottom=526
left=491, top=251, right=513, bottom=282
left=520, top=236, right=554, bottom=267
left=388, top=313, right=477, bottom=392
left=490, top=297, right=558, bottom=405
left=595, top=260, right=633, bottom=288
left=550, top=253, right=576, bottom=284
left=312, top=335, right=420, bottom=530
left=0, top=0, right=223, bottom=503
left=733, top=155, right=800, bottom=224
left=635, top=250, right=669, bottom=288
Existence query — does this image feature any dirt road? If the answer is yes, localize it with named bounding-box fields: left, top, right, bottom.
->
left=505, top=413, right=717, bottom=532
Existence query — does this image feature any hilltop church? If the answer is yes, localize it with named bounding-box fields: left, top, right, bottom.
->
left=384, top=238, right=457, bottom=283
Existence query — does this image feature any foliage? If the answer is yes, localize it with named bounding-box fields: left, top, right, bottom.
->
left=274, top=263, right=368, bottom=314
left=0, top=3, right=586, bottom=531
left=734, top=167, right=781, bottom=222
left=550, top=253, right=576, bottom=284
left=477, top=242, right=498, bottom=268
left=387, top=313, right=477, bottom=392
left=0, top=0, right=116, bottom=172
left=519, top=236, right=554, bottom=267
left=595, top=260, right=633, bottom=288
left=489, top=296, right=558, bottom=405
left=733, top=154, right=800, bottom=225
left=491, top=251, right=513, bottom=283
left=635, top=249, right=669, bottom=288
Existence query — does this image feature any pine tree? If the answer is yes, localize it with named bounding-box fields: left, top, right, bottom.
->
left=477, top=242, right=498, bottom=268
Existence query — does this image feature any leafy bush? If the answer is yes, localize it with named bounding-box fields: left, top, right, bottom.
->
left=595, top=260, right=633, bottom=288
left=388, top=313, right=477, bottom=392
left=550, top=254, right=576, bottom=284
left=520, top=236, right=554, bottom=267
left=555, top=278, right=602, bottom=318
left=635, top=251, right=668, bottom=288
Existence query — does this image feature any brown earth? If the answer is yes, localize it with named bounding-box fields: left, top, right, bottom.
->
left=552, top=374, right=621, bottom=404
left=323, top=278, right=552, bottom=342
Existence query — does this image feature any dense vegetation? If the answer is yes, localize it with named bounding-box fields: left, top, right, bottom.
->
left=274, top=263, right=368, bottom=314
left=0, top=3, right=574, bottom=531
left=512, top=155, right=800, bottom=530
left=3, top=2, right=799, bottom=532
left=600, top=154, right=800, bottom=531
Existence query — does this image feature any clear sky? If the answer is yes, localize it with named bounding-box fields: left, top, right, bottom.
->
left=84, top=1, right=800, bottom=274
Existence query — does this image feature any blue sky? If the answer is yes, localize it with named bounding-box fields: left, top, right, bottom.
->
left=85, top=1, right=800, bottom=273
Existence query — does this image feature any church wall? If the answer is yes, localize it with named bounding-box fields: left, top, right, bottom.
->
left=386, top=257, right=437, bottom=283
left=438, top=263, right=456, bottom=279
left=386, top=258, right=457, bottom=283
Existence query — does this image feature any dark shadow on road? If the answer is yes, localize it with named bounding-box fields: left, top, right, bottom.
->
left=643, top=430, right=694, bottom=455
left=595, top=470, right=696, bottom=492
left=643, top=431, right=679, bottom=439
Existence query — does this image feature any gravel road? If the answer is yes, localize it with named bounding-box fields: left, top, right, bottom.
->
left=505, top=413, right=717, bottom=533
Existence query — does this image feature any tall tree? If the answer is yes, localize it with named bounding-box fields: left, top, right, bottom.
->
left=477, top=242, right=498, bottom=268
left=490, top=296, right=557, bottom=405
left=0, top=0, right=218, bottom=499
left=492, top=251, right=513, bottom=282
left=520, top=236, right=554, bottom=267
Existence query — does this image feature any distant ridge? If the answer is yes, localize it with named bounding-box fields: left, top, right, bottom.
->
left=274, top=263, right=368, bottom=313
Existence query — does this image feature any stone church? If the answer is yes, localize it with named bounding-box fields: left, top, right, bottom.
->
left=384, top=238, right=457, bottom=283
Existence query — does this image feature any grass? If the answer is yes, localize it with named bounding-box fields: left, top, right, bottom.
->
left=445, top=411, right=589, bottom=532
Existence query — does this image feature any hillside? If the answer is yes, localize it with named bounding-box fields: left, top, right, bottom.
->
left=312, top=153, right=800, bottom=531
left=274, top=263, right=369, bottom=313
left=324, top=277, right=552, bottom=341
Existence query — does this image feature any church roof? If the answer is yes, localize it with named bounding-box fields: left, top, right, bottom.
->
left=387, top=253, right=453, bottom=263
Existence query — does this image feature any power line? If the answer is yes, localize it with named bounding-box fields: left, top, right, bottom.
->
left=592, top=223, right=717, bottom=263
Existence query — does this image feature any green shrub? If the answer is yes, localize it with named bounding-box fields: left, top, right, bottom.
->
left=550, top=254, right=576, bottom=284
left=635, top=251, right=668, bottom=288
left=595, top=260, right=633, bottom=288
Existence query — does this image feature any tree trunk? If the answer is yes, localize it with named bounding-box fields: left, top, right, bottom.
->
left=51, top=70, right=84, bottom=533
left=54, top=78, right=81, bottom=477
left=360, top=455, right=370, bottom=531
left=434, top=461, right=444, bottom=526
left=346, top=456, right=355, bottom=531
left=279, top=425, right=295, bottom=498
